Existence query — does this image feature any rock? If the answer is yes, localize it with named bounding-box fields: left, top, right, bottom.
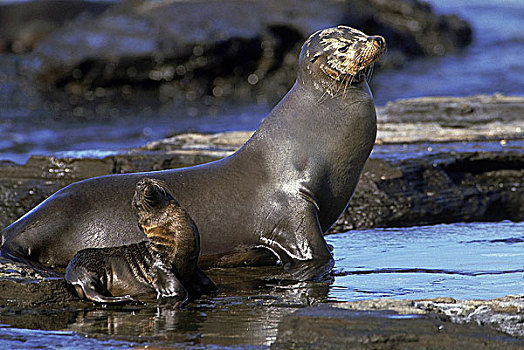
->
left=271, top=304, right=524, bottom=349
left=0, top=95, right=522, bottom=231
left=337, top=150, right=524, bottom=232
left=337, top=295, right=524, bottom=338
left=0, top=0, right=112, bottom=53
left=365, top=0, right=472, bottom=56
left=0, top=257, right=77, bottom=308
left=413, top=296, right=524, bottom=338
left=336, top=94, right=524, bottom=231
left=18, top=0, right=472, bottom=109
left=377, top=94, right=524, bottom=144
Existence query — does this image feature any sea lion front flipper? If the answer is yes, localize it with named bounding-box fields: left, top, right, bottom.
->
left=261, top=203, right=334, bottom=281
left=185, top=265, right=217, bottom=300
left=152, top=262, right=188, bottom=306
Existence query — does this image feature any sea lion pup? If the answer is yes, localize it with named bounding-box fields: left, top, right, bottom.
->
left=65, top=178, right=215, bottom=304
left=1, top=26, right=386, bottom=281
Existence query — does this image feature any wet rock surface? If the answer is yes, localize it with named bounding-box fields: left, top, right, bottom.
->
left=272, top=303, right=524, bottom=349
left=4, top=0, right=472, bottom=113
left=338, top=296, right=524, bottom=338
left=0, top=95, right=522, bottom=231
left=1, top=261, right=523, bottom=348
left=0, top=94, right=522, bottom=347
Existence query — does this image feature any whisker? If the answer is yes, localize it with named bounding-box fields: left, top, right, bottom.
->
left=342, top=74, right=351, bottom=98
left=367, top=64, right=375, bottom=83
left=334, top=76, right=345, bottom=96
left=317, top=76, right=340, bottom=104
left=317, top=36, right=384, bottom=103
left=317, top=87, right=330, bottom=104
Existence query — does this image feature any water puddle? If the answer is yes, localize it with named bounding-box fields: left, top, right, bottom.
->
left=0, top=221, right=522, bottom=349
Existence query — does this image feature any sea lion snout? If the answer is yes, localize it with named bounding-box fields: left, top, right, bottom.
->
left=369, top=35, right=386, bottom=52
left=298, top=25, right=386, bottom=98
left=133, top=178, right=176, bottom=212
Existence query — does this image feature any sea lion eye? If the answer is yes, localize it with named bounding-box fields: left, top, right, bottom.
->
left=144, top=186, right=154, bottom=197
left=338, top=44, right=350, bottom=53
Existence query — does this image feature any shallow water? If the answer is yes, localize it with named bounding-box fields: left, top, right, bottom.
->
left=328, top=221, right=524, bottom=301
left=0, top=1, right=522, bottom=348
left=1, top=221, right=523, bottom=349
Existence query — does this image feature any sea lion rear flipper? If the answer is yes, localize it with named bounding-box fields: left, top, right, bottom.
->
left=70, top=282, right=135, bottom=304
left=65, top=258, right=136, bottom=304
left=262, top=203, right=334, bottom=281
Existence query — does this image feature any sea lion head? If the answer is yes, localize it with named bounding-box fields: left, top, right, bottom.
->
left=133, top=178, right=178, bottom=215
left=298, top=25, right=386, bottom=93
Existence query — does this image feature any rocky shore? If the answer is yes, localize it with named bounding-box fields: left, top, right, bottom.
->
left=0, top=94, right=522, bottom=347
left=1, top=95, right=522, bottom=230
left=1, top=0, right=472, bottom=116
left=272, top=297, right=524, bottom=349
left=1, top=256, right=523, bottom=349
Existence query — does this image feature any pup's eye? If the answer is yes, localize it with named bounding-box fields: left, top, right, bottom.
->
left=338, top=45, right=350, bottom=53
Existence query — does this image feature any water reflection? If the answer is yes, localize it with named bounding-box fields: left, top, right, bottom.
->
left=54, top=267, right=331, bottom=348
left=1, top=222, right=523, bottom=349
left=0, top=323, right=138, bottom=349
left=327, top=221, right=524, bottom=301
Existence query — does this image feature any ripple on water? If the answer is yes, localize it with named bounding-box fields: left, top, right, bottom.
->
left=326, top=221, right=524, bottom=301
left=0, top=324, right=138, bottom=349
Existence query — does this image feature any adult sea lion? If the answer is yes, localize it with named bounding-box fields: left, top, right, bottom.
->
left=65, top=178, right=215, bottom=304
left=1, top=26, right=386, bottom=281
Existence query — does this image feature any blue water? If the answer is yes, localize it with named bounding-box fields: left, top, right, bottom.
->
left=328, top=221, right=524, bottom=301
left=0, top=0, right=523, bottom=164
left=0, top=221, right=522, bottom=349
left=373, top=0, right=524, bottom=104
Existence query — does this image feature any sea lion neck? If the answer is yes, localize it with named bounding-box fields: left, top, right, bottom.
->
left=232, top=75, right=377, bottom=230
left=243, top=77, right=375, bottom=150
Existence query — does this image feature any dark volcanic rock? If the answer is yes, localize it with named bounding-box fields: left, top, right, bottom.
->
left=19, top=0, right=472, bottom=109
left=335, top=151, right=524, bottom=232
left=364, top=0, right=472, bottom=56
left=271, top=304, right=524, bottom=349
left=0, top=0, right=112, bottom=53
left=0, top=257, right=77, bottom=308
left=1, top=95, right=521, bottom=232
